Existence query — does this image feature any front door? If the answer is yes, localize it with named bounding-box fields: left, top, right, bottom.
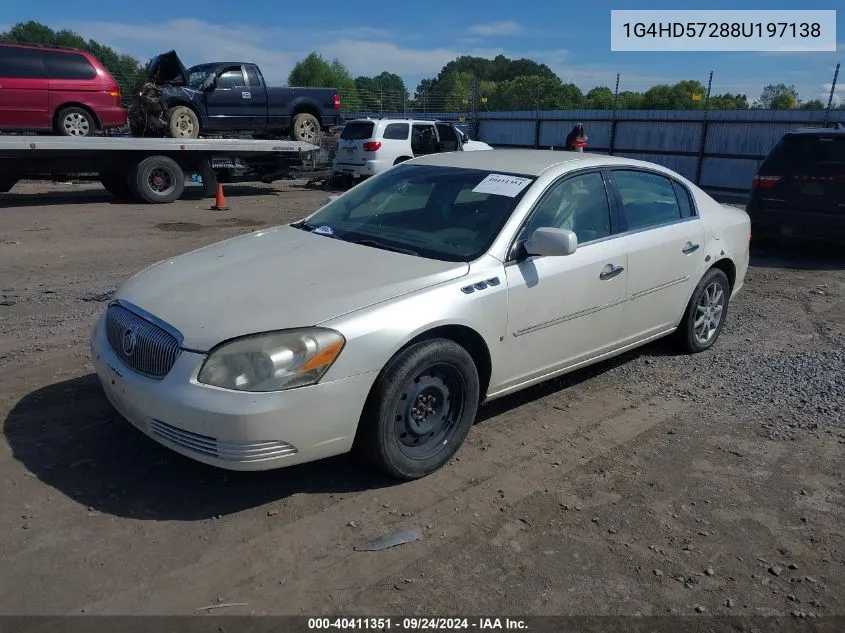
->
left=204, top=65, right=252, bottom=131
left=501, top=170, right=628, bottom=390
left=607, top=168, right=707, bottom=344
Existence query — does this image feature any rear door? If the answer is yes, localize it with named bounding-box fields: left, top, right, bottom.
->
left=607, top=168, right=706, bottom=344
left=335, top=120, right=376, bottom=168
left=243, top=64, right=269, bottom=130
left=204, top=65, right=252, bottom=130
left=0, top=46, right=50, bottom=130
left=757, top=133, right=845, bottom=219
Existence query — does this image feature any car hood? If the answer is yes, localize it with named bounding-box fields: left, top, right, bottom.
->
left=147, top=50, right=188, bottom=85
left=114, top=225, right=470, bottom=351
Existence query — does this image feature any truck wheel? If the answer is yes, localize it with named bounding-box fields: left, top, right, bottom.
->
left=99, top=171, right=133, bottom=199
left=291, top=112, right=320, bottom=143
left=131, top=156, right=185, bottom=204
left=56, top=107, right=96, bottom=137
left=167, top=106, right=200, bottom=139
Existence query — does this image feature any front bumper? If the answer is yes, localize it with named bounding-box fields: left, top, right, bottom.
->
left=89, top=315, right=377, bottom=471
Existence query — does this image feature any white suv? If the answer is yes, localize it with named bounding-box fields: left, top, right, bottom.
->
left=333, top=118, right=492, bottom=178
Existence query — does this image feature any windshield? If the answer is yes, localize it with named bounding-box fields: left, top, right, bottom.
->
left=296, top=164, right=536, bottom=262
left=186, top=64, right=216, bottom=88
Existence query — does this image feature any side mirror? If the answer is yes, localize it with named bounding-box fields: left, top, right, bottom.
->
left=524, top=227, right=577, bottom=257
left=201, top=75, right=216, bottom=91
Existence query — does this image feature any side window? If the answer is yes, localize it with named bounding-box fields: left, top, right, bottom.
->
left=383, top=123, right=409, bottom=140
left=672, top=181, right=695, bottom=218
left=613, top=170, right=682, bottom=231
left=524, top=172, right=612, bottom=244
left=244, top=65, right=262, bottom=87
left=42, top=51, right=96, bottom=80
left=216, top=67, right=245, bottom=89
left=0, top=47, right=45, bottom=78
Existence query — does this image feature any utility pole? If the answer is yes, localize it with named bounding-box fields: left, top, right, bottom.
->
left=824, top=63, right=840, bottom=127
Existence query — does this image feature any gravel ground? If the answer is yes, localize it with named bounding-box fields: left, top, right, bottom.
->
left=0, top=181, right=843, bottom=619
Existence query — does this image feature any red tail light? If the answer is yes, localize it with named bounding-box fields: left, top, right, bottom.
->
left=334, top=93, right=341, bottom=109
left=752, top=174, right=781, bottom=189
left=362, top=141, right=382, bottom=152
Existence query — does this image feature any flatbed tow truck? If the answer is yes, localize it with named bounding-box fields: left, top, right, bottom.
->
left=0, top=136, right=320, bottom=204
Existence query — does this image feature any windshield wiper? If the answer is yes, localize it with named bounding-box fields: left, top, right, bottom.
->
left=354, top=239, right=418, bottom=256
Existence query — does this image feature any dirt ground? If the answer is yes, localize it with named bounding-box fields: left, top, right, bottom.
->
left=0, top=180, right=843, bottom=618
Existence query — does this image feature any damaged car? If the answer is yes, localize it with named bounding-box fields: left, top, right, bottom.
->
left=128, top=50, right=343, bottom=143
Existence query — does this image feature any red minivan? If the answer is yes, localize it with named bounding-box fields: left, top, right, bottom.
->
left=0, top=42, right=128, bottom=136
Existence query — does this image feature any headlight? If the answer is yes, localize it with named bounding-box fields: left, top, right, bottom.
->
left=197, top=328, right=345, bottom=392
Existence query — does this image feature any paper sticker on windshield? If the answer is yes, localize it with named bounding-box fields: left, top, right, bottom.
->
left=472, top=174, right=532, bottom=197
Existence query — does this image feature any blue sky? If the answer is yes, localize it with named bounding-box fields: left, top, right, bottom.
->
left=2, top=0, right=843, bottom=103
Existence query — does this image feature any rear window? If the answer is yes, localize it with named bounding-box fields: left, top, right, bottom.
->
left=765, top=134, right=845, bottom=169
left=383, top=123, right=409, bottom=140
left=340, top=121, right=375, bottom=140
left=0, top=46, right=45, bottom=79
left=41, top=50, right=97, bottom=80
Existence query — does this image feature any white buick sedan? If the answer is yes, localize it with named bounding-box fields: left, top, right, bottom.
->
left=91, top=150, right=750, bottom=480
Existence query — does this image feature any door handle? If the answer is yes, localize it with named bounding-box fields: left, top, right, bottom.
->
left=600, top=264, right=625, bottom=280
left=682, top=242, right=700, bottom=254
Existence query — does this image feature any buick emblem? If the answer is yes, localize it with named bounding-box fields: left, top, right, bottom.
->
left=122, top=327, right=137, bottom=356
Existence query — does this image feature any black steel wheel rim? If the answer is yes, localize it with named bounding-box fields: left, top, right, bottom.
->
left=148, top=167, right=174, bottom=195
left=393, top=362, right=467, bottom=460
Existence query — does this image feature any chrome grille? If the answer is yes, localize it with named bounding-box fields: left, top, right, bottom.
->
left=150, top=420, right=298, bottom=462
left=105, top=304, right=181, bottom=378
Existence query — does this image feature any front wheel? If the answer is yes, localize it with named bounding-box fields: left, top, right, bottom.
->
left=676, top=268, right=731, bottom=353
left=355, top=339, right=480, bottom=480
left=167, top=106, right=200, bottom=139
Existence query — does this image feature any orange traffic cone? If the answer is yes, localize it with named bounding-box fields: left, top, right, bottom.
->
left=211, top=183, right=229, bottom=210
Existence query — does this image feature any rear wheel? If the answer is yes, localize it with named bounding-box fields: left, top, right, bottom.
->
left=56, top=107, right=96, bottom=137
left=131, top=155, right=185, bottom=204
left=355, top=338, right=480, bottom=480
left=290, top=112, right=320, bottom=143
left=393, top=156, right=411, bottom=165
left=167, top=106, right=200, bottom=139
left=676, top=268, right=731, bottom=353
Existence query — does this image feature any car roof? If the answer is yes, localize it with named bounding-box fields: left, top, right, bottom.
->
left=787, top=126, right=845, bottom=136
left=345, top=118, right=451, bottom=125
left=405, top=149, right=682, bottom=178
left=0, top=42, right=84, bottom=53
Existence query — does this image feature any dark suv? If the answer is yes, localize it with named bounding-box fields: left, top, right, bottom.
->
left=0, top=42, right=127, bottom=136
left=746, top=126, right=845, bottom=245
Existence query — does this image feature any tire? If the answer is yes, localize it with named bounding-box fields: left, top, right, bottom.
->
left=393, top=156, right=411, bottom=165
left=0, top=175, right=18, bottom=193
left=290, top=112, right=321, bottom=143
left=131, top=155, right=185, bottom=204
left=99, top=171, right=134, bottom=199
left=166, top=106, right=200, bottom=139
left=56, top=107, right=96, bottom=137
left=355, top=338, right=480, bottom=480
left=675, top=268, right=731, bottom=354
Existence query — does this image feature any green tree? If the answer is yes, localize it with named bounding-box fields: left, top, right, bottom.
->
left=616, top=91, right=645, bottom=110
left=799, top=99, right=824, bottom=110
left=0, top=21, right=143, bottom=90
left=755, top=83, right=799, bottom=109
left=288, top=52, right=359, bottom=110
left=493, top=76, right=583, bottom=111
left=708, top=93, right=749, bottom=109
left=642, top=80, right=707, bottom=109
left=584, top=87, right=614, bottom=109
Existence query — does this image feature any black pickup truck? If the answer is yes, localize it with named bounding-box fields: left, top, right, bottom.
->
left=128, top=50, right=342, bottom=142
